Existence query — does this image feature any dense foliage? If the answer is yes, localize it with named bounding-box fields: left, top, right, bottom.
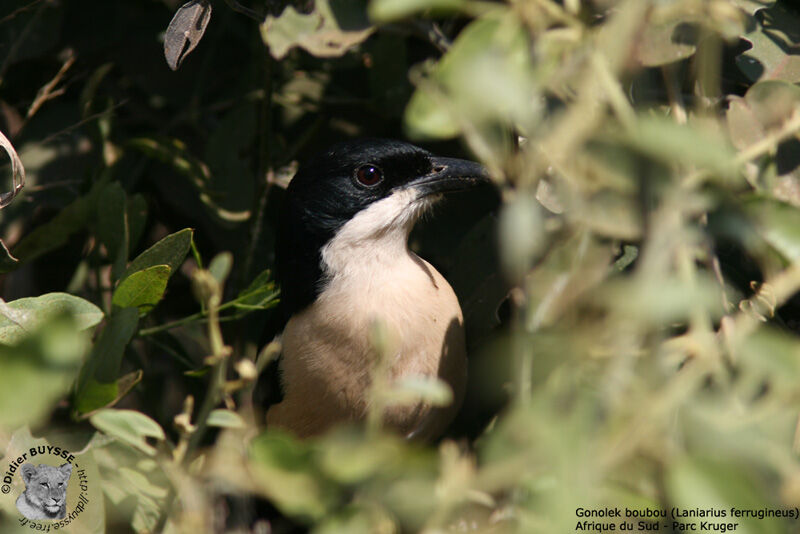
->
left=2, top=0, right=800, bottom=532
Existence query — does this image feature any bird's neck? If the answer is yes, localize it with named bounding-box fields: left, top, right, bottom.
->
left=320, top=189, right=427, bottom=285
left=320, top=221, right=414, bottom=284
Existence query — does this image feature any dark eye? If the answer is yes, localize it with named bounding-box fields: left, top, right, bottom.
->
left=355, top=164, right=382, bottom=186
left=40, top=482, right=47, bottom=487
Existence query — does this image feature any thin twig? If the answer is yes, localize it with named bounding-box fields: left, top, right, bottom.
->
left=182, top=273, right=230, bottom=466
left=26, top=49, right=75, bottom=120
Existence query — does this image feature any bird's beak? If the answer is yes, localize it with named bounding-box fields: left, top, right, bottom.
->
left=401, top=157, right=490, bottom=197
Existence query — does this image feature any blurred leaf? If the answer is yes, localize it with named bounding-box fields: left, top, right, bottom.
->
left=75, top=307, right=139, bottom=405
left=96, top=181, right=129, bottom=281
left=112, top=264, right=170, bottom=313
left=727, top=80, right=800, bottom=149
left=121, top=228, right=193, bottom=281
left=667, top=456, right=779, bottom=534
left=0, top=315, right=90, bottom=429
left=731, top=0, right=776, bottom=16
left=745, top=196, right=800, bottom=261
left=383, top=376, right=453, bottom=407
left=404, top=84, right=460, bottom=139
left=90, top=409, right=166, bottom=456
left=207, top=409, right=245, bottom=428
left=317, top=429, right=406, bottom=484
left=0, top=292, right=103, bottom=345
left=625, top=116, right=736, bottom=176
left=596, top=275, right=723, bottom=324
left=249, top=430, right=339, bottom=519
left=636, top=20, right=697, bottom=67
left=129, top=137, right=250, bottom=222
left=499, top=193, right=544, bottom=281
left=368, top=0, right=463, bottom=22
left=570, top=190, right=642, bottom=240
left=738, top=326, right=800, bottom=391
left=208, top=252, right=233, bottom=285
left=314, top=505, right=395, bottom=534
left=0, top=179, right=106, bottom=273
left=737, top=3, right=800, bottom=83
left=261, top=0, right=374, bottom=60
left=119, top=467, right=170, bottom=499
left=164, top=0, right=212, bottom=71
left=405, top=13, right=536, bottom=140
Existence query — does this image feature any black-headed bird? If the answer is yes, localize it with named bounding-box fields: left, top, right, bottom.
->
left=268, top=138, right=489, bottom=440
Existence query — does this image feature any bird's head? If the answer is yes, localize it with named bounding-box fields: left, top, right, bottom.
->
left=276, top=138, right=489, bottom=316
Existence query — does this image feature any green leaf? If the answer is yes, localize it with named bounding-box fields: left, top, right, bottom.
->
left=122, top=228, right=193, bottom=282
left=0, top=179, right=106, bottom=274
left=207, top=409, right=245, bottom=429
left=75, top=370, right=143, bottom=417
left=75, top=307, right=139, bottom=401
left=89, top=409, right=166, bottom=456
left=261, top=0, right=373, bottom=60
left=737, top=3, right=800, bottom=83
left=0, top=315, right=91, bottom=429
left=0, top=292, right=103, bottom=346
left=233, top=269, right=279, bottom=310
left=112, top=264, right=171, bottom=313
left=75, top=380, right=118, bottom=415
left=368, top=0, right=464, bottom=22
left=96, top=182, right=129, bottom=281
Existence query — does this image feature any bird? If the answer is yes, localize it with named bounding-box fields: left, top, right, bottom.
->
left=266, top=138, right=490, bottom=440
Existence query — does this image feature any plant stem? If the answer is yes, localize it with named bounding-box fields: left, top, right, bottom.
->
left=183, top=276, right=229, bottom=466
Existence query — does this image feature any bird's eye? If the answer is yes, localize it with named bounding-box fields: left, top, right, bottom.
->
left=355, top=164, right=383, bottom=187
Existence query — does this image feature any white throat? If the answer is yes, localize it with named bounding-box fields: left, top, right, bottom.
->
left=320, top=188, right=436, bottom=282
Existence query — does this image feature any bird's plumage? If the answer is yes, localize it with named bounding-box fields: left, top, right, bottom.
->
left=268, top=139, right=488, bottom=439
